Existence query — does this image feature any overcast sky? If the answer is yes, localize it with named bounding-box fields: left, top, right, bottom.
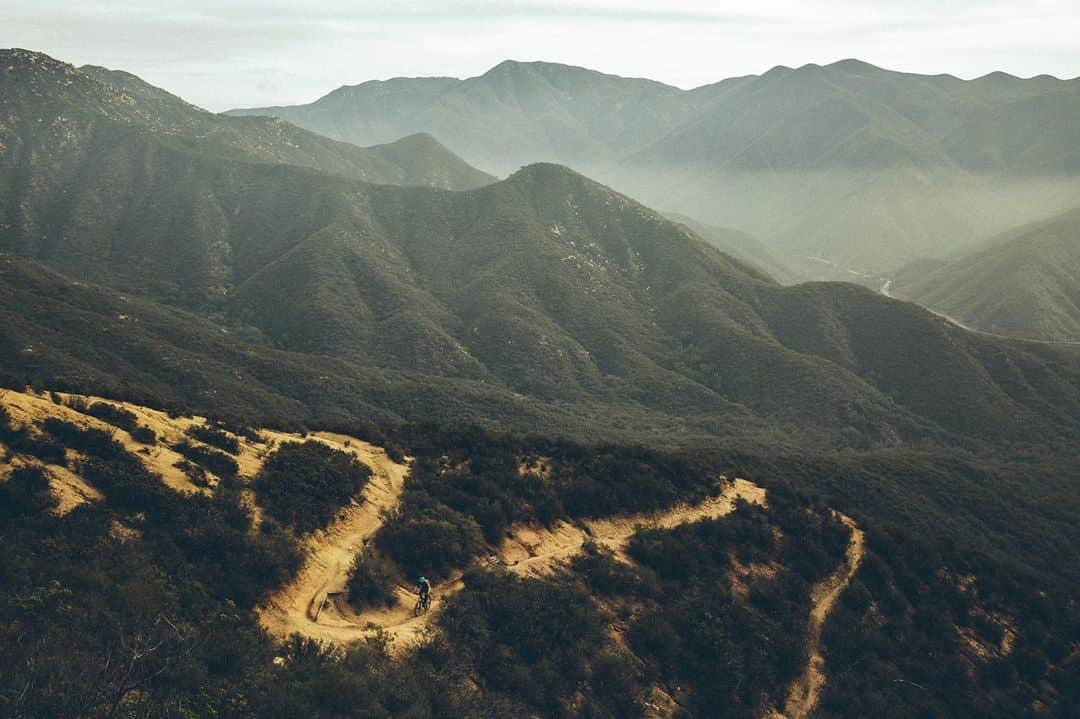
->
left=5, top=1, right=1079, bottom=111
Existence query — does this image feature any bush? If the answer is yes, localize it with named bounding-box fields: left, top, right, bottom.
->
left=253, top=441, right=371, bottom=534
left=0, top=465, right=57, bottom=518
left=0, top=409, right=67, bottom=464
left=438, top=570, right=643, bottom=717
left=376, top=494, right=485, bottom=581
left=85, top=402, right=138, bottom=432
left=39, top=418, right=124, bottom=461
left=171, top=440, right=239, bottom=479
left=129, top=425, right=156, bottom=444
left=347, top=554, right=400, bottom=609
left=185, top=424, right=240, bottom=455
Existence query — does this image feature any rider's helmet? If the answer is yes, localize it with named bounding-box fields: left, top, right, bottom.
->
left=419, top=576, right=427, bottom=584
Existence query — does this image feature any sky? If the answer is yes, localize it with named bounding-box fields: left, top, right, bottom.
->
left=4, top=0, right=1080, bottom=111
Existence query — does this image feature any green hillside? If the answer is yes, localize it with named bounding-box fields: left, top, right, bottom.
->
left=891, top=207, right=1080, bottom=341
left=1, top=48, right=1079, bottom=719
left=621, top=61, right=1080, bottom=269
left=0, top=49, right=494, bottom=194
left=4, top=52, right=1080, bottom=450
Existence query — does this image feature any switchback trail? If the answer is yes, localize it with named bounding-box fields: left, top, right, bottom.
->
left=778, top=514, right=866, bottom=719
left=264, top=476, right=767, bottom=655
left=255, top=434, right=412, bottom=645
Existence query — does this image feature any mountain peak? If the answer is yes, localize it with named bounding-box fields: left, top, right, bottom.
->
left=826, top=58, right=883, bottom=74
left=1, top=48, right=78, bottom=77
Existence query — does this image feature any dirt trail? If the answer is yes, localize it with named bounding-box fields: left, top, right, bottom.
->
left=255, top=436, right=413, bottom=646
left=282, top=477, right=768, bottom=656
left=497, top=478, right=767, bottom=577
left=778, top=514, right=865, bottom=719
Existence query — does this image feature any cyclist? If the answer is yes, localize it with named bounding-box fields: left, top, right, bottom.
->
left=416, top=576, right=432, bottom=612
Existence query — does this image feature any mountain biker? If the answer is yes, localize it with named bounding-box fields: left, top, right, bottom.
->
left=416, top=576, right=432, bottom=605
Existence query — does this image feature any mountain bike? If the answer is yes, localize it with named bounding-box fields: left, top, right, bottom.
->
left=414, top=592, right=431, bottom=616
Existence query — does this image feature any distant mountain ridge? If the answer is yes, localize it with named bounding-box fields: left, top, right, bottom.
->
left=229, top=57, right=1080, bottom=271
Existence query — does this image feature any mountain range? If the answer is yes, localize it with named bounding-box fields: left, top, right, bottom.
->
left=3, top=50, right=1079, bottom=452
left=230, top=58, right=1080, bottom=272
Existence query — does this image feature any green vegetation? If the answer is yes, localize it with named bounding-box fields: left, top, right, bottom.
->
left=0, top=465, right=57, bottom=518
left=377, top=494, right=485, bottom=580
left=624, top=490, right=848, bottom=717
left=376, top=427, right=723, bottom=578
left=346, top=553, right=400, bottom=609
left=1, top=413, right=1076, bottom=717
left=438, top=569, right=643, bottom=717
left=252, top=440, right=371, bottom=534
left=4, top=52, right=1080, bottom=453
left=129, top=425, right=156, bottom=444
left=0, top=406, right=67, bottom=464
left=171, top=440, right=239, bottom=478
left=1, top=47, right=1079, bottom=719
left=185, top=423, right=241, bottom=454
left=84, top=401, right=138, bottom=431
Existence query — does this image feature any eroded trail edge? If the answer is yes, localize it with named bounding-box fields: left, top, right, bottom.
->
left=779, top=514, right=866, bottom=719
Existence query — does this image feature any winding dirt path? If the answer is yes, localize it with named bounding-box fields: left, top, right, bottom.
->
left=496, top=478, right=767, bottom=577
left=255, top=434, right=412, bottom=645
left=779, top=514, right=865, bottom=719
left=262, top=476, right=768, bottom=656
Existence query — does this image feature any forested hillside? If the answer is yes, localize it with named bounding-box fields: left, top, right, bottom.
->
left=3, top=53, right=1080, bottom=451
left=891, top=207, right=1080, bottom=342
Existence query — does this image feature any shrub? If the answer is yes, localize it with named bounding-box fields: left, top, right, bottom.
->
left=129, top=425, right=157, bottom=444
left=253, top=441, right=371, bottom=534
left=39, top=418, right=125, bottom=461
left=376, top=495, right=485, bottom=581
left=85, top=402, right=138, bottom=432
left=185, top=424, right=240, bottom=454
left=171, top=440, right=239, bottom=479
left=0, top=465, right=57, bottom=518
left=347, top=554, right=400, bottom=609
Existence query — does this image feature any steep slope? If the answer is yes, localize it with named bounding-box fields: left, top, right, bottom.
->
left=620, top=60, right=1080, bottom=269
left=890, top=207, right=1080, bottom=341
